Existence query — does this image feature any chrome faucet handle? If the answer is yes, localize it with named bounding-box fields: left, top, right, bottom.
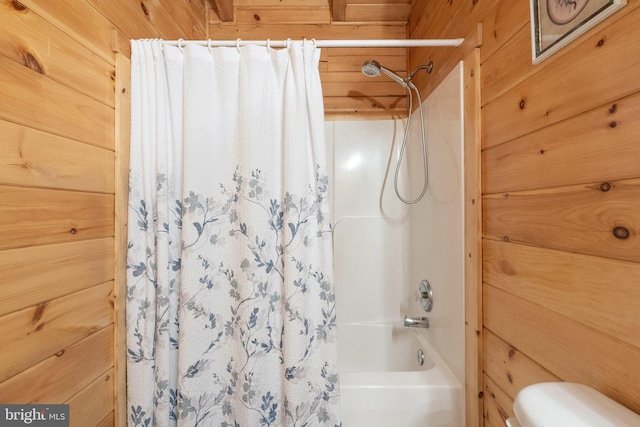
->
left=419, top=280, right=433, bottom=312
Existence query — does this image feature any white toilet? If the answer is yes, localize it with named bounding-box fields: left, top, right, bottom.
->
left=505, top=382, right=640, bottom=427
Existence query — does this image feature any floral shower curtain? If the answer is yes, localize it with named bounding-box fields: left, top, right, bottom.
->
left=127, top=39, right=340, bottom=427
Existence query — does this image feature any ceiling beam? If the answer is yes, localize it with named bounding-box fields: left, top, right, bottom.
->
left=208, top=0, right=234, bottom=22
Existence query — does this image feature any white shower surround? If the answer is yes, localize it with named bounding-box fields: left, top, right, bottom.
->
left=327, top=62, right=465, bottom=427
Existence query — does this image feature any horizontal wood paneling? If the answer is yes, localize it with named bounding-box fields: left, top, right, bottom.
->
left=0, top=55, right=114, bottom=149
left=323, top=95, right=407, bottom=117
left=0, top=0, right=115, bottom=107
left=0, top=120, right=115, bottom=193
left=484, top=284, right=640, bottom=415
left=67, top=369, right=114, bottom=427
left=483, top=93, right=640, bottom=192
left=484, top=239, right=640, bottom=349
left=0, top=326, right=114, bottom=404
left=0, top=238, right=114, bottom=316
left=209, top=22, right=407, bottom=40
left=17, top=0, right=117, bottom=64
left=0, top=282, right=113, bottom=383
left=322, top=80, right=405, bottom=97
left=482, top=6, right=640, bottom=147
left=483, top=179, right=640, bottom=263
left=479, top=0, right=528, bottom=64
left=0, top=186, right=114, bottom=250
left=86, top=0, right=159, bottom=39
left=327, top=54, right=405, bottom=72
left=236, top=7, right=331, bottom=24
left=480, top=25, right=530, bottom=107
left=344, top=3, right=411, bottom=22
left=157, top=0, right=207, bottom=37
left=1, top=0, right=208, bottom=423
left=482, top=329, right=561, bottom=400
left=483, top=374, right=512, bottom=426
left=96, top=412, right=115, bottom=427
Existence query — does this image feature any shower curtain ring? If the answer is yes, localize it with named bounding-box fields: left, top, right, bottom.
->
left=236, top=38, right=242, bottom=51
left=266, top=38, right=271, bottom=52
left=311, top=38, right=317, bottom=48
left=207, top=39, right=213, bottom=54
left=286, top=38, right=292, bottom=49
left=177, top=38, right=184, bottom=53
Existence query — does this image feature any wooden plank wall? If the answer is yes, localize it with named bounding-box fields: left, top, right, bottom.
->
left=0, top=1, right=206, bottom=426
left=411, top=0, right=640, bottom=426
left=208, top=1, right=411, bottom=118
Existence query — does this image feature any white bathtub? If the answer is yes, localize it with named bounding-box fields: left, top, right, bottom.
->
left=337, top=323, right=463, bottom=427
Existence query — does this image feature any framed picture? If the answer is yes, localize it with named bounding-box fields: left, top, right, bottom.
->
left=530, top=0, right=626, bottom=64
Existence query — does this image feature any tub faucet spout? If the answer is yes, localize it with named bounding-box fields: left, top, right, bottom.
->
left=404, top=315, right=429, bottom=328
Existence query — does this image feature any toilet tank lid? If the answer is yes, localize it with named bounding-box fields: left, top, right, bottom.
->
left=513, top=383, right=640, bottom=427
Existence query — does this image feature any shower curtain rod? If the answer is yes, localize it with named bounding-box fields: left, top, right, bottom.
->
left=162, top=38, right=464, bottom=48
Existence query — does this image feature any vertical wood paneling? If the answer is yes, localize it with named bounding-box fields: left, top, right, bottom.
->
left=114, top=50, right=131, bottom=427
left=463, top=48, right=483, bottom=427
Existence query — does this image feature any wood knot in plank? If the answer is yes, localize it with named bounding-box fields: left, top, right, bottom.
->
left=32, top=302, right=48, bottom=323
left=12, top=0, right=27, bottom=10
left=600, top=182, right=611, bottom=192
left=499, top=260, right=516, bottom=276
left=609, top=103, right=617, bottom=114
left=613, top=226, right=630, bottom=240
left=519, top=99, right=526, bottom=110
left=507, top=372, right=514, bottom=384
left=253, top=14, right=261, bottom=21
left=24, top=52, right=43, bottom=74
left=140, top=2, right=149, bottom=16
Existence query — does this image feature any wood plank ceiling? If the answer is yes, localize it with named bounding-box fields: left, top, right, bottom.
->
left=207, top=0, right=413, bottom=117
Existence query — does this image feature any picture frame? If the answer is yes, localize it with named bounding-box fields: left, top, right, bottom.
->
left=530, top=0, right=626, bottom=64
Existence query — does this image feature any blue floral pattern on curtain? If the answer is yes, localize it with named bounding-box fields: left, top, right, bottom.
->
left=127, top=40, right=341, bottom=426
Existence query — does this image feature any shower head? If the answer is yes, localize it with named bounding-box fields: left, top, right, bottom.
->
left=361, top=59, right=409, bottom=89
left=361, top=60, right=382, bottom=77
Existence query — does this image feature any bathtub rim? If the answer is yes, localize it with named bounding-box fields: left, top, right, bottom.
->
left=337, top=321, right=463, bottom=390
